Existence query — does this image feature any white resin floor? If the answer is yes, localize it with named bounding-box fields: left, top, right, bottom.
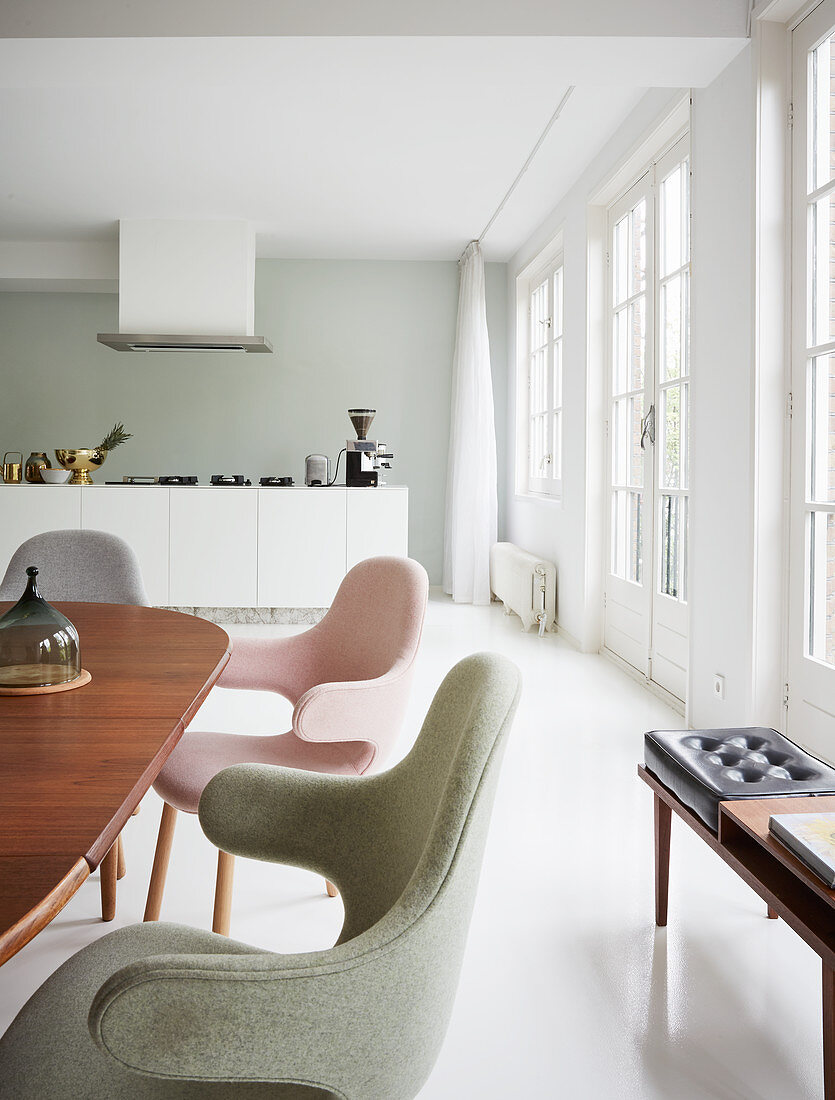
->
left=0, top=593, right=825, bottom=1098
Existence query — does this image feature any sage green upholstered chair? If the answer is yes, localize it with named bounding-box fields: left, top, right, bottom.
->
left=0, top=652, right=521, bottom=1099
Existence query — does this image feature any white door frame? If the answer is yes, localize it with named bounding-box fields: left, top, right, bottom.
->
left=788, top=0, right=835, bottom=761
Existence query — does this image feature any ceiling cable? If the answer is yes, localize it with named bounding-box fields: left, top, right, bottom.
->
left=476, top=85, right=575, bottom=246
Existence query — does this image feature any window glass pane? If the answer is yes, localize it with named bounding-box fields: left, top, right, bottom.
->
left=811, top=36, right=835, bottom=192
left=530, top=278, right=549, bottom=351
left=530, top=348, right=547, bottom=415
left=683, top=270, right=690, bottom=378
left=612, top=490, right=643, bottom=584
left=810, top=354, right=835, bottom=503
left=529, top=415, right=544, bottom=481
left=681, top=495, right=689, bottom=602
left=629, top=200, right=647, bottom=298
left=552, top=412, right=562, bottom=481
left=809, top=510, right=835, bottom=665
left=659, top=494, right=681, bottom=598
left=553, top=340, right=562, bottom=412
left=630, top=491, right=643, bottom=584
left=660, top=274, right=682, bottom=381
left=630, top=394, right=645, bottom=488
left=612, top=398, right=628, bottom=484
left=681, top=381, right=690, bottom=491
left=811, top=191, right=835, bottom=346
left=661, top=384, right=682, bottom=489
left=613, top=216, right=629, bottom=306
left=682, top=159, right=690, bottom=265
left=612, top=395, right=644, bottom=487
left=613, top=307, right=628, bottom=394
left=629, top=297, right=646, bottom=391
left=660, top=165, right=684, bottom=277
left=553, top=267, right=564, bottom=337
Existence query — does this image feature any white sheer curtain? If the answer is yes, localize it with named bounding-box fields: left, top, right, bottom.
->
left=443, top=241, right=497, bottom=605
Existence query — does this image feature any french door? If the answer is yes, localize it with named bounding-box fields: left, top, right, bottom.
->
left=789, top=2, right=835, bottom=761
left=604, top=135, right=691, bottom=703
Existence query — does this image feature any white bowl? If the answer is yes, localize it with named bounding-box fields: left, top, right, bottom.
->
left=40, top=469, right=73, bottom=484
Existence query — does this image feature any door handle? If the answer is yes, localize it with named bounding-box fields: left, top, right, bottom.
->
left=640, top=403, right=656, bottom=450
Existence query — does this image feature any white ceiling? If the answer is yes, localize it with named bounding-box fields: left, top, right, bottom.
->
left=0, top=35, right=747, bottom=265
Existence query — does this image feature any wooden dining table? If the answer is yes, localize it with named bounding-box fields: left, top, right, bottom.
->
left=0, top=602, right=231, bottom=965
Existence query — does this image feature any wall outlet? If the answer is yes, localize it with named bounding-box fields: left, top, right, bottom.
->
left=712, top=674, right=725, bottom=700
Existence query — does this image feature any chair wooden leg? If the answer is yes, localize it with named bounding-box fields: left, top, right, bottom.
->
left=767, top=905, right=778, bottom=919
left=144, top=802, right=178, bottom=922
left=116, top=833, right=127, bottom=880
left=654, top=794, right=672, bottom=927
left=212, top=850, right=235, bottom=936
left=100, top=842, right=118, bottom=922
left=325, top=880, right=339, bottom=897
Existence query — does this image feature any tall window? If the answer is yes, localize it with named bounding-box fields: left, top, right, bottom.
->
left=608, top=151, right=690, bottom=601
left=523, top=256, right=564, bottom=497
left=603, top=131, right=690, bottom=703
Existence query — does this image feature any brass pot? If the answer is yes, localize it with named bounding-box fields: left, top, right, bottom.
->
left=25, top=452, right=51, bottom=483
left=2, top=452, right=22, bottom=483
left=54, top=448, right=107, bottom=485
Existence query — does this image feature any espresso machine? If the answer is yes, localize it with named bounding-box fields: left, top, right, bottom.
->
left=346, top=409, right=393, bottom=487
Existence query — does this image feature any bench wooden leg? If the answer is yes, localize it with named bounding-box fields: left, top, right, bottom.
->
left=654, top=794, right=672, bottom=927
left=144, top=802, right=177, bottom=922
left=100, top=842, right=118, bottom=922
left=824, top=961, right=835, bottom=1099
left=767, top=905, right=778, bottom=919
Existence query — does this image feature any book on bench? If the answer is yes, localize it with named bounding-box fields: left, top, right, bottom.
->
left=769, top=813, right=835, bottom=888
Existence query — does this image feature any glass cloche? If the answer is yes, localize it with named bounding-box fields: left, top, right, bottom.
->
left=0, top=566, right=81, bottom=688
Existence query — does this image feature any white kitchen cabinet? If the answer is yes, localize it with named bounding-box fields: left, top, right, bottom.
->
left=81, top=486, right=170, bottom=606
left=0, top=486, right=83, bottom=582
left=346, top=487, right=409, bottom=570
left=169, top=488, right=258, bottom=607
left=258, top=489, right=347, bottom=607
left=1, top=485, right=409, bottom=608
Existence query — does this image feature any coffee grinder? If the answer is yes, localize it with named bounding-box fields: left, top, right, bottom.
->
left=346, top=409, right=393, bottom=487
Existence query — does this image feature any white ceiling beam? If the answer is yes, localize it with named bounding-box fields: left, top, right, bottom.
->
left=1, top=0, right=749, bottom=39
left=0, top=241, right=117, bottom=291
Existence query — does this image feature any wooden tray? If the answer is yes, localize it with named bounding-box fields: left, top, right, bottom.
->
left=0, top=669, right=92, bottom=696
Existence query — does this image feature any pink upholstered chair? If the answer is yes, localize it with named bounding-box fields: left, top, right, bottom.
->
left=144, top=555, right=429, bottom=933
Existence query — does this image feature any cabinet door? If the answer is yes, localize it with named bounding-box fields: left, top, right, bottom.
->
left=258, top=490, right=347, bottom=607
left=346, top=488, right=408, bottom=570
left=81, top=487, right=170, bottom=605
left=0, top=486, right=83, bottom=580
left=169, top=489, right=257, bottom=607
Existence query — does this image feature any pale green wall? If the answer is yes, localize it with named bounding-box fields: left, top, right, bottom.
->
left=0, top=259, right=507, bottom=583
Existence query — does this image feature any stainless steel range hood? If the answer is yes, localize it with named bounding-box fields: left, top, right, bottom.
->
left=97, top=333, right=273, bottom=353
left=97, top=220, right=272, bottom=355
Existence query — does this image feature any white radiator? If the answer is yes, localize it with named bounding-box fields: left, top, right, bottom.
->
left=489, top=542, right=556, bottom=636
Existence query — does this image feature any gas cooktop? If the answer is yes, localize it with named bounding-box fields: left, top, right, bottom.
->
left=105, top=475, right=198, bottom=485
left=105, top=475, right=295, bottom=486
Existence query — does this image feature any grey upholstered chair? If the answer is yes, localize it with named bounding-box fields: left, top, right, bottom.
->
left=0, top=652, right=521, bottom=1100
left=0, top=529, right=150, bottom=605
left=0, top=528, right=150, bottom=922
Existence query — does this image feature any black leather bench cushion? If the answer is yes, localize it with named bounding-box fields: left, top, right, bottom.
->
left=645, top=727, right=835, bottom=832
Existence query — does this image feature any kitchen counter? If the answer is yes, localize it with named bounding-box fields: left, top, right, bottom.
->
left=0, top=484, right=408, bottom=608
